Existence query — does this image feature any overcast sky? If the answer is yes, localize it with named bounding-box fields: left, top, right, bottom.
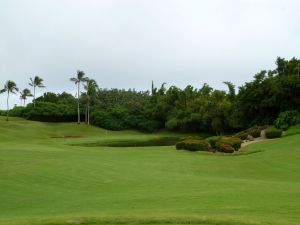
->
left=1, top=0, right=300, bottom=109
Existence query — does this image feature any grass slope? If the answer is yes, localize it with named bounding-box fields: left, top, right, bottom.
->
left=0, top=117, right=300, bottom=225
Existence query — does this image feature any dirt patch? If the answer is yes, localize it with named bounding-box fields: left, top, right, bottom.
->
left=241, top=137, right=277, bottom=148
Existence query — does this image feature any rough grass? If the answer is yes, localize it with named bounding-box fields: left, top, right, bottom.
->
left=74, top=136, right=181, bottom=147
left=0, top=116, right=300, bottom=225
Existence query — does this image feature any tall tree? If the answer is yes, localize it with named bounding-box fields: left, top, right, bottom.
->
left=84, top=79, right=99, bottom=125
left=0, top=80, right=19, bottom=121
left=29, top=76, right=45, bottom=107
left=223, top=81, right=236, bottom=101
left=70, top=70, right=89, bottom=124
left=20, top=88, right=33, bottom=106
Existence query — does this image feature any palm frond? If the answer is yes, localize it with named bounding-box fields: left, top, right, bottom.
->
left=70, top=78, right=79, bottom=83
left=77, top=70, right=85, bottom=79
left=81, top=77, right=89, bottom=82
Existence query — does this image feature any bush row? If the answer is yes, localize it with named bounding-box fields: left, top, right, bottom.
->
left=233, top=126, right=268, bottom=140
left=176, top=136, right=242, bottom=153
left=176, top=139, right=210, bottom=151
left=206, top=136, right=221, bottom=148
left=215, top=137, right=242, bottom=152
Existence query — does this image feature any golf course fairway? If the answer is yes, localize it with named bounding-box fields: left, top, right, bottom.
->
left=0, top=116, right=300, bottom=225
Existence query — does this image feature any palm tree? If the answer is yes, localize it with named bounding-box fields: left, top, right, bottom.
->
left=0, top=80, right=19, bottom=121
left=70, top=70, right=89, bottom=124
left=20, top=88, right=33, bottom=106
left=19, top=94, right=23, bottom=106
left=29, top=76, right=45, bottom=107
left=84, top=79, right=99, bottom=125
left=223, top=81, right=236, bottom=101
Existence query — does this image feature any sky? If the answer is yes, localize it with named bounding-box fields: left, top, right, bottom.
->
left=1, top=0, right=300, bottom=109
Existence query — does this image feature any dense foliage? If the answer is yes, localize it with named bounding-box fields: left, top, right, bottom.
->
left=274, top=110, right=300, bottom=130
left=2, top=57, right=300, bottom=133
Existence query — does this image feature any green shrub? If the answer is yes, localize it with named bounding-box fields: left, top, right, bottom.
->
left=180, top=136, right=203, bottom=141
left=274, top=110, right=300, bottom=130
left=218, top=144, right=235, bottom=153
left=248, top=128, right=261, bottom=138
left=233, top=126, right=264, bottom=139
left=216, top=137, right=242, bottom=151
left=265, top=127, right=282, bottom=139
left=176, top=139, right=209, bottom=152
left=184, top=140, right=209, bottom=151
left=206, top=136, right=221, bottom=148
left=176, top=141, right=186, bottom=150
left=233, top=131, right=248, bottom=140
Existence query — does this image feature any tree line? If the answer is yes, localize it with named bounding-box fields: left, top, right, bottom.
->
left=1, top=57, right=299, bottom=133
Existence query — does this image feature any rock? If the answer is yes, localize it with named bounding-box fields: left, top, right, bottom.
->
left=247, top=134, right=254, bottom=141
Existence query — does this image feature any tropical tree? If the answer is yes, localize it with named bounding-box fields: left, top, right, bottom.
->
left=84, top=79, right=99, bottom=125
left=20, top=88, right=33, bottom=106
left=223, top=81, right=236, bottom=101
left=70, top=70, right=89, bottom=124
left=29, top=76, right=45, bottom=107
left=0, top=80, right=19, bottom=121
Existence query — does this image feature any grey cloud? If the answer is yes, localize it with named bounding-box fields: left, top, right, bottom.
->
left=1, top=0, right=300, bottom=108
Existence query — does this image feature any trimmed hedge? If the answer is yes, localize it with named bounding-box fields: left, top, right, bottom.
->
left=216, top=137, right=242, bottom=151
left=176, top=139, right=209, bottom=152
left=179, top=136, right=203, bottom=141
left=206, top=136, right=221, bottom=148
left=248, top=128, right=261, bottom=138
left=233, top=126, right=264, bottom=139
left=265, top=127, right=282, bottom=139
left=175, top=141, right=186, bottom=150
left=218, top=144, right=235, bottom=153
left=233, top=131, right=248, bottom=140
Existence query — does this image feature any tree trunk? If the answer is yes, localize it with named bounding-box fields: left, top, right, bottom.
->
left=87, top=101, right=90, bottom=125
left=33, top=86, right=36, bottom=107
left=6, top=91, right=9, bottom=121
left=85, top=106, right=87, bottom=124
left=77, top=82, right=80, bottom=124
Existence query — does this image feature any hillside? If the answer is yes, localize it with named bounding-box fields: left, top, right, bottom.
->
left=0, top=116, right=300, bottom=225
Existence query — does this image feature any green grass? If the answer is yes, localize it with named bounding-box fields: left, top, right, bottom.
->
left=0, top=116, right=300, bottom=225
